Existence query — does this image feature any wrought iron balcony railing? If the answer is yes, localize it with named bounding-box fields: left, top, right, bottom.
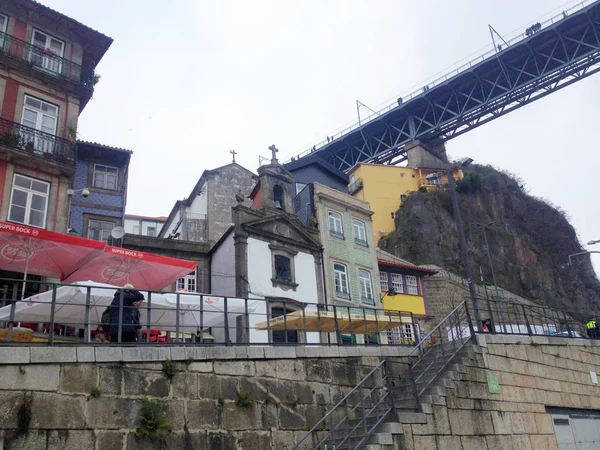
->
left=0, top=117, right=76, bottom=164
left=0, top=32, right=95, bottom=87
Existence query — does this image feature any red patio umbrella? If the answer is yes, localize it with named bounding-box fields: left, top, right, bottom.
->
left=0, top=221, right=105, bottom=298
left=62, top=245, right=196, bottom=291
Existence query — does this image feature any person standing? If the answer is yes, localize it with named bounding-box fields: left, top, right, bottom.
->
left=109, top=284, right=145, bottom=343
left=586, top=316, right=598, bottom=339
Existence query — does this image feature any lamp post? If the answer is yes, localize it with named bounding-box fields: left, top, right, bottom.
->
left=67, top=188, right=90, bottom=235
left=474, top=221, right=507, bottom=332
left=445, top=158, right=482, bottom=330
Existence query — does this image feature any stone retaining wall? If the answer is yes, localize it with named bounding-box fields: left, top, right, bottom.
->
left=0, top=345, right=411, bottom=450
left=397, top=335, right=600, bottom=449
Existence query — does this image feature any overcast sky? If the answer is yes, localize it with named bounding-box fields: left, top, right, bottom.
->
left=42, top=0, right=600, bottom=272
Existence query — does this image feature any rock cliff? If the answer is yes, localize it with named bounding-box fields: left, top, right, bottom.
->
left=379, top=164, right=600, bottom=313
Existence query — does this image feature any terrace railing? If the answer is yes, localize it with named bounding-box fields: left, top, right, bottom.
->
left=0, top=278, right=417, bottom=346
left=0, top=31, right=95, bottom=87
left=0, top=117, right=76, bottom=164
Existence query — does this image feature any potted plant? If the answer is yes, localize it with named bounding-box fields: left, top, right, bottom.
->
left=93, top=73, right=101, bottom=85
left=43, top=48, right=55, bottom=57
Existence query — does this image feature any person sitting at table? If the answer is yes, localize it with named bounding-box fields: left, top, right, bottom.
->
left=109, top=284, right=145, bottom=343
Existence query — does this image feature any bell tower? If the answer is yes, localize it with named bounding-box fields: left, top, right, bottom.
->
left=249, top=145, right=294, bottom=212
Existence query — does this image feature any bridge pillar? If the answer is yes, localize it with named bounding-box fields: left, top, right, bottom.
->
left=406, top=141, right=448, bottom=169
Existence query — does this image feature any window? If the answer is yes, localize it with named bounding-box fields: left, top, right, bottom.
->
left=328, top=211, right=343, bottom=239
left=0, top=14, right=7, bottom=34
left=406, top=275, right=419, bottom=295
left=273, top=184, right=284, bottom=210
left=93, top=165, right=118, bottom=190
left=295, top=183, right=307, bottom=195
left=353, top=219, right=368, bottom=247
left=333, top=263, right=349, bottom=299
left=132, top=225, right=140, bottom=235
left=274, top=255, right=291, bottom=282
left=379, top=272, right=389, bottom=292
left=8, top=174, right=49, bottom=228
left=359, top=269, right=374, bottom=305
left=401, top=194, right=407, bottom=203
left=21, top=95, right=58, bottom=153
left=30, top=29, right=64, bottom=74
left=388, top=323, right=419, bottom=345
left=177, top=270, right=196, bottom=292
left=147, top=227, right=156, bottom=237
left=271, top=305, right=298, bottom=344
left=349, top=174, right=355, bottom=184
left=391, top=273, right=403, bottom=293
left=87, top=219, right=114, bottom=242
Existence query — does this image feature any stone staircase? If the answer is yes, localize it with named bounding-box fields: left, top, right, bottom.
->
left=353, top=341, right=483, bottom=450
left=293, top=301, right=476, bottom=450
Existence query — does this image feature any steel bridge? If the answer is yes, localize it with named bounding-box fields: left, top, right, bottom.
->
left=287, top=0, right=600, bottom=171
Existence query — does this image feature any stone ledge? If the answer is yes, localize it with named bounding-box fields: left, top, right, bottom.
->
left=481, top=334, right=595, bottom=347
left=0, top=345, right=412, bottom=364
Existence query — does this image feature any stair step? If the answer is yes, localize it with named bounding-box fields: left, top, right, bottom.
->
left=368, top=432, right=394, bottom=445
left=421, top=394, right=446, bottom=406
left=378, top=422, right=404, bottom=435
left=396, top=412, right=428, bottom=424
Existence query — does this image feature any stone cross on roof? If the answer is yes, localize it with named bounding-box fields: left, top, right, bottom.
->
left=230, top=149, right=237, bottom=163
left=268, top=145, right=279, bottom=164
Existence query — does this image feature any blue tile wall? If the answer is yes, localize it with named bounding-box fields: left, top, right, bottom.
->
left=69, top=159, right=126, bottom=235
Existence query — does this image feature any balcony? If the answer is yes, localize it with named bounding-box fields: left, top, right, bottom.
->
left=347, top=178, right=363, bottom=195
left=0, top=117, right=76, bottom=165
left=0, top=32, right=94, bottom=89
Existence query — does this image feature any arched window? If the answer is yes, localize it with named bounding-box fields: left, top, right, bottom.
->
left=273, top=185, right=284, bottom=210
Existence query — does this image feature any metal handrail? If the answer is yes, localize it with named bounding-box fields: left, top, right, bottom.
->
left=293, top=360, right=394, bottom=449
left=407, top=301, right=467, bottom=358
left=0, top=31, right=94, bottom=87
left=0, top=117, right=76, bottom=164
left=286, top=0, right=594, bottom=162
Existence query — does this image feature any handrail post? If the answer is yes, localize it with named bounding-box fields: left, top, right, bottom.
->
left=224, top=297, right=230, bottom=345
left=408, top=361, right=421, bottom=412
left=175, top=292, right=181, bottom=343
left=83, top=286, right=91, bottom=343
left=145, top=292, right=152, bottom=343
left=563, top=311, right=573, bottom=338
left=465, top=301, right=475, bottom=338
left=522, top=304, right=533, bottom=336
left=48, top=285, right=57, bottom=346
left=384, top=361, right=396, bottom=417
left=117, top=289, right=124, bottom=344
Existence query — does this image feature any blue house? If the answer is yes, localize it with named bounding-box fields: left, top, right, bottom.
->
left=68, top=141, right=132, bottom=242
left=284, top=154, right=349, bottom=227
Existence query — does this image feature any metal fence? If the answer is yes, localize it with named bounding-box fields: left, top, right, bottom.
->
left=469, top=297, right=587, bottom=338
left=0, top=278, right=417, bottom=346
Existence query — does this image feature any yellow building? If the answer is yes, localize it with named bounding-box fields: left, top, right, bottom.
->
left=348, top=163, right=462, bottom=243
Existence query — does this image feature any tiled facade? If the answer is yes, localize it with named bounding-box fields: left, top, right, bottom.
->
left=312, top=183, right=381, bottom=310
left=68, top=142, right=131, bottom=241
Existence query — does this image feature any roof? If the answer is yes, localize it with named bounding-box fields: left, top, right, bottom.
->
left=376, top=248, right=437, bottom=275
left=125, top=214, right=168, bottom=222
left=377, top=258, right=438, bottom=275
left=284, top=154, right=349, bottom=183
left=77, top=140, right=133, bottom=154
left=18, top=0, right=113, bottom=66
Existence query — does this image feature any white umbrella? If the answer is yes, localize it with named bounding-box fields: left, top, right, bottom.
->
left=145, top=293, right=258, bottom=332
left=0, top=281, right=122, bottom=327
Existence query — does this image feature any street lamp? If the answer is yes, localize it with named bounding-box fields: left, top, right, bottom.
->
left=474, top=221, right=507, bottom=333
left=67, top=188, right=90, bottom=234
left=445, top=158, right=482, bottom=329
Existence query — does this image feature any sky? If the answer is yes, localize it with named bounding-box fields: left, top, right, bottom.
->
left=42, top=0, right=600, bottom=273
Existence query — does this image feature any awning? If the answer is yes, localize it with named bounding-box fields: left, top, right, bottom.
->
left=255, top=310, right=408, bottom=333
left=62, top=245, right=196, bottom=291
left=0, top=221, right=105, bottom=279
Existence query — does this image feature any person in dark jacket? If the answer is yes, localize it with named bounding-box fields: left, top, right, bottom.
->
left=109, top=284, right=145, bottom=343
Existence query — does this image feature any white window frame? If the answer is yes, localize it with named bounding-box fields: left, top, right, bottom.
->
left=406, top=275, right=419, bottom=295
left=30, top=28, right=65, bottom=74
left=295, top=183, right=307, bottom=195
left=387, top=323, right=419, bottom=345
left=0, top=13, right=8, bottom=35
left=177, top=269, right=197, bottom=292
left=333, top=263, right=349, bottom=299
left=8, top=174, right=50, bottom=228
left=87, top=219, right=115, bottom=242
left=353, top=219, right=368, bottom=246
left=358, top=269, right=374, bottom=305
left=391, top=273, right=404, bottom=294
left=20, top=95, right=59, bottom=155
left=93, top=164, right=119, bottom=191
left=328, top=211, right=343, bottom=238
left=379, top=272, right=389, bottom=292
left=132, top=225, right=140, bottom=235
left=147, top=227, right=156, bottom=237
